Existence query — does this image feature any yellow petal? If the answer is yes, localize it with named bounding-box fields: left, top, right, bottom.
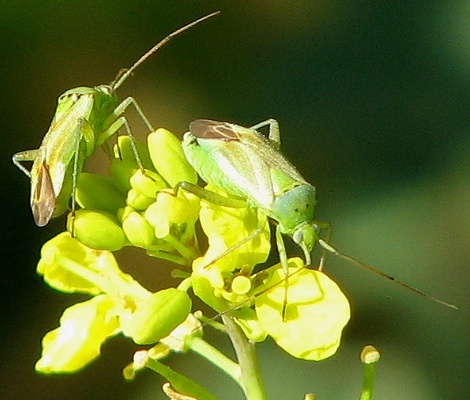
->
left=35, top=295, right=120, bottom=373
left=255, top=258, right=350, bottom=360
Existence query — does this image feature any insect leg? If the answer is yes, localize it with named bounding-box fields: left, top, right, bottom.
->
left=176, top=181, right=246, bottom=208
left=12, top=149, right=39, bottom=177
left=203, top=227, right=266, bottom=270
left=68, top=117, right=94, bottom=236
left=99, top=96, right=155, bottom=172
left=275, top=225, right=290, bottom=321
left=249, top=119, right=281, bottom=149
left=114, top=96, right=155, bottom=132
left=99, top=114, right=145, bottom=172
left=310, top=220, right=334, bottom=271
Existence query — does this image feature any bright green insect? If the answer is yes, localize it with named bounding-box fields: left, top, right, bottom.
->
left=12, top=12, right=219, bottom=227
left=182, top=119, right=457, bottom=316
left=183, top=119, right=317, bottom=262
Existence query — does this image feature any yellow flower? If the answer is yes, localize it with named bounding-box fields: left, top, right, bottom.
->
left=191, top=184, right=270, bottom=309
left=255, top=258, right=350, bottom=360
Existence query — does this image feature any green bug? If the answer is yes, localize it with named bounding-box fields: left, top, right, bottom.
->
left=12, top=12, right=219, bottom=227
left=182, top=119, right=457, bottom=316
left=183, top=119, right=317, bottom=262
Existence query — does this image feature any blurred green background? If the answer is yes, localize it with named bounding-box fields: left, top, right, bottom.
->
left=1, top=1, right=469, bottom=399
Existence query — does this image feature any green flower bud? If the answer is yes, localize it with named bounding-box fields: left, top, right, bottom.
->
left=117, top=205, right=135, bottom=224
left=69, top=210, right=127, bottom=251
left=122, top=211, right=155, bottom=249
left=76, top=172, right=125, bottom=213
left=109, top=158, right=138, bottom=194
left=113, top=135, right=154, bottom=170
left=126, top=189, right=154, bottom=210
left=148, top=128, right=197, bottom=186
left=129, top=169, right=167, bottom=198
left=123, top=288, right=192, bottom=345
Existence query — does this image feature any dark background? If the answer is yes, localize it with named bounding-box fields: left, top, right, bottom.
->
left=1, top=1, right=469, bottom=399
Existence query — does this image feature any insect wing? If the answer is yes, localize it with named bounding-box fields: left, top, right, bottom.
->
left=241, top=125, right=308, bottom=187
left=189, top=120, right=276, bottom=210
left=189, top=120, right=309, bottom=211
left=30, top=92, right=95, bottom=225
left=30, top=161, right=56, bottom=226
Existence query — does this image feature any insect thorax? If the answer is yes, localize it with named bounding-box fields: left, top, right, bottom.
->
left=57, top=85, right=119, bottom=125
left=271, top=183, right=317, bottom=235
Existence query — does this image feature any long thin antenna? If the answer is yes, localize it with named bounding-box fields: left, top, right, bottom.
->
left=318, top=239, right=458, bottom=309
left=112, top=11, right=220, bottom=90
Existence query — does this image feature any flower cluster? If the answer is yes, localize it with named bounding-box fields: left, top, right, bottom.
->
left=34, top=127, right=350, bottom=375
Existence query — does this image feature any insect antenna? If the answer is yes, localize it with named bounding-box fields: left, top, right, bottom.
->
left=112, top=11, right=220, bottom=90
left=318, top=239, right=458, bottom=309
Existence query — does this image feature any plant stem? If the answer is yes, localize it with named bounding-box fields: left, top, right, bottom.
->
left=222, top=315, right=267, bottom=400
left=359, top=345, right=380, bottom=400
left=187, top=336, right=241, bottom=383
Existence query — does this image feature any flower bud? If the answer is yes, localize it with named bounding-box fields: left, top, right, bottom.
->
left=69, top=210, right=127, bottom=251
left=148, top=129, right=197, bottom=187
left=123, top=288, right=192, bottom=345
left=126, top=189, right=154, bottom=210
left=76, top=172, right=125, bottom=213
left=117, top=205, right=135, bottom=224
left=129, top=169, right=167, bottom=198
left=144, top=190, right=199, bottom=239
left=113, top=135, right=154, bottom=170
left=122, top=211, right=155, bottom=249
left=109, top=158, right=138, bottom=194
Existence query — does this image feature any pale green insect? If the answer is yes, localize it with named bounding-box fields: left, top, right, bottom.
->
left=182, top=119, right=457, bottom=315
left=12, top=12, right=219, bottom=227
left=183, top=119, right=317, bottom=263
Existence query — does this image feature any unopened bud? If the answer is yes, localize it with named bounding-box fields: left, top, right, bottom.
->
left=148, top=129, right=197, bottom=187
left=122, top=211, right=155, bottom=249
left=69, top=210, right=127, bottom=251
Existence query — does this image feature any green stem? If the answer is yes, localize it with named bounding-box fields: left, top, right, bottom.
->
left=164, top=233, right=198, bottom=261
left=222, top=315, right=267, bottom=400
left=144, top=357, right=219, bottom=400
left=187, top=336, right=241, bottom=383
left=359, top=345, right=380, bottom=400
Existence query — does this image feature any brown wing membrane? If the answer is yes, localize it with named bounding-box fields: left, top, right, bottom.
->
left=189, top=119, right=239, bottom=140
left=31, top=162, right=56, bottom=226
